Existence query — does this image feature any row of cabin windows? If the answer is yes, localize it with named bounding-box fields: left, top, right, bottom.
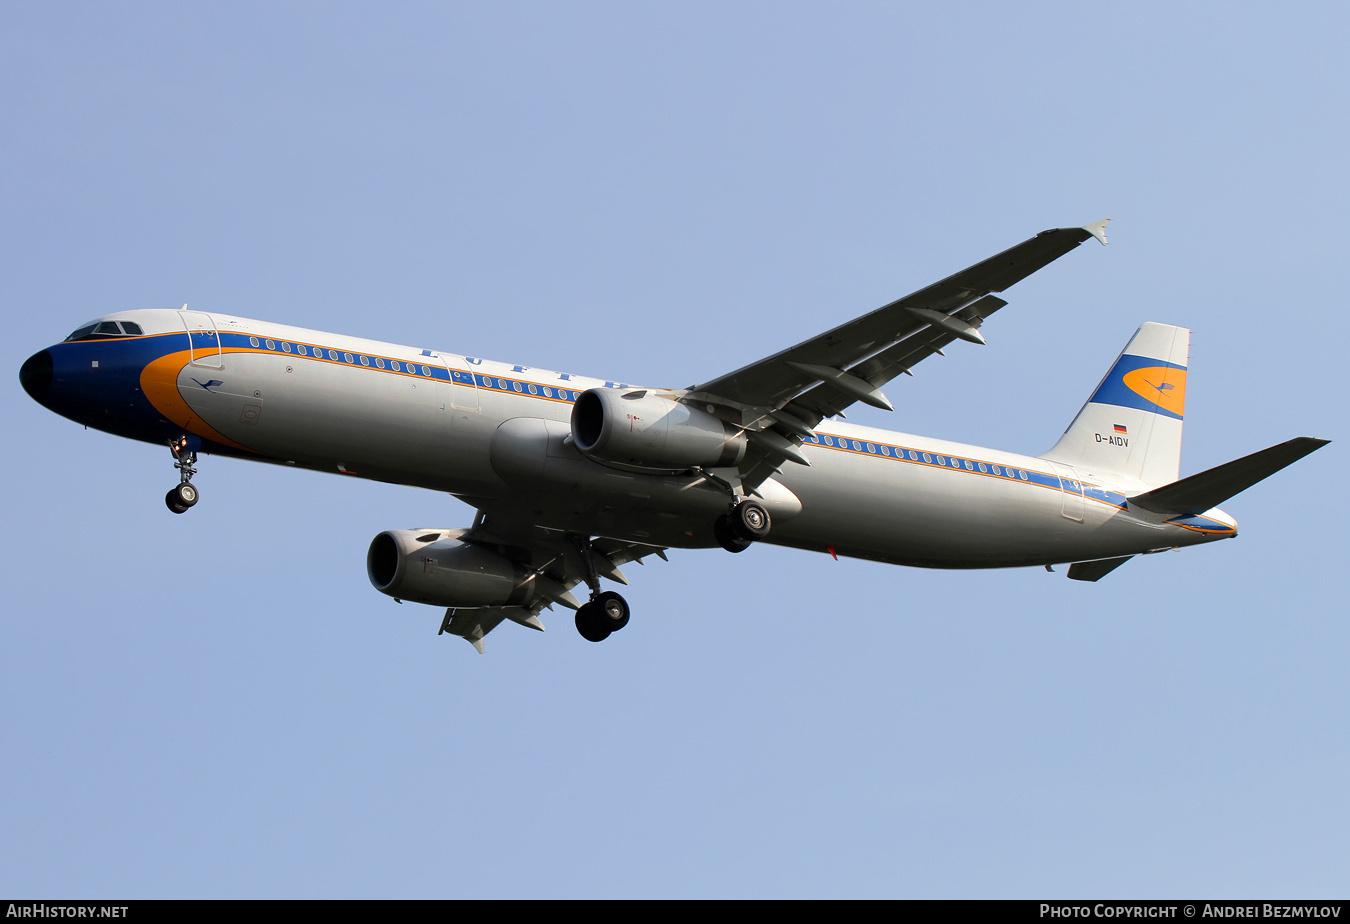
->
left=812, top=434, right=1031, bottom=480
left=242, top=336, right=580, bottom=399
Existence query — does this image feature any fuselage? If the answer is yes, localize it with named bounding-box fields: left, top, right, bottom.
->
left=20, top=308, right=1236, bottom=568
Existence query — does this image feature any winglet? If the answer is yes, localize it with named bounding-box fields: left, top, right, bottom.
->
left=1083, top=218, right=1111, bottom=246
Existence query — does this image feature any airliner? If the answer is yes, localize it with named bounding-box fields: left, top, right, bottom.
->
left=18, top=220, right=1328, bottom=651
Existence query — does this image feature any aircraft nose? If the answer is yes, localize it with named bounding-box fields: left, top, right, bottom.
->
left=19, top=350, right=53, bottom=405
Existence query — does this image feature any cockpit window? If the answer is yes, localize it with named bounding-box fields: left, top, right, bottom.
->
left=63, top=320, right=142, bottom=341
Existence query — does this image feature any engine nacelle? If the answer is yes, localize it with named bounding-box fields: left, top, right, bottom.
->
left=367, top=530, right=533, bottom=608
left=570, top=388, right=746, bottom=470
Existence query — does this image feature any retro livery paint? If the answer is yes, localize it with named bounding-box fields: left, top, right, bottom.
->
left=19, top=221, right=1326, bottom=650
left=23, top=305, right=1239, bottom=568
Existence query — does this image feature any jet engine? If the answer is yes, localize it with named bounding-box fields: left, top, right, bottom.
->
left=367, top=530, right=534, bottom=608
left=570, top=388, right=746, bottom=470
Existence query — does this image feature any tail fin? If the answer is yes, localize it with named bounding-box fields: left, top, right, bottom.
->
left=1043, top=322, right=1190, bottom=487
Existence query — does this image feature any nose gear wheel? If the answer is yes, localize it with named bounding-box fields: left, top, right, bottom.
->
left=165, top=436, right=201, bottom=515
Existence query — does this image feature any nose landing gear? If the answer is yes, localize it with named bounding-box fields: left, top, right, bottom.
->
left=164, top=436, right=201, bottom=514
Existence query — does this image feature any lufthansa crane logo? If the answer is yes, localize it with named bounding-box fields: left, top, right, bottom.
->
left=1122, top=366, right=1186, bottom=417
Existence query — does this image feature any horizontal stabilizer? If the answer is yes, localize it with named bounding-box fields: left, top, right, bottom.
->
left=1129, top=437, right=1330, bottom=515
left=1067, top=556, right=1133, bottom=582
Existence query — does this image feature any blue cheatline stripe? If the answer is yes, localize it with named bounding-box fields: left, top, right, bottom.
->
left=77, top=332, right=1231, bottom=532
left=802, top=431, right=1131, bottom=513
left=211, top=331, right=1129, bottom=511
left=1166, top=513, right=1236, bottom=533
left=212, top=331, right=588, bottom=402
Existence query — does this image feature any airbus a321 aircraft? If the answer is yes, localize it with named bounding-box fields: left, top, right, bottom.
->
left=20, top=220, right=1328, bottom=651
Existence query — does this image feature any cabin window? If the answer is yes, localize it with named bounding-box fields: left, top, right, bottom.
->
left=250, top=337, right=260, bottom=348
left=282, top=342, right=292, bottom=353
left=375, top=358, right=385, bottom=369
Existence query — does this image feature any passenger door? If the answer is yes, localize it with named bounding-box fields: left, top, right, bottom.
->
left=1047, top=460, right=1085, bottom=523
left=178, top=310, right=222, bottom=369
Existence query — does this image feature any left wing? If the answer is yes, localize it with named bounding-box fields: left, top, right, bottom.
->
left=437, top=510, right=667, bottom=653
left=684, top=220, right=1110, bottom=490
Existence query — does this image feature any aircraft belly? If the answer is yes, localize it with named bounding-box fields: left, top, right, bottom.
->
left=482, top=415, right=803, bottom=547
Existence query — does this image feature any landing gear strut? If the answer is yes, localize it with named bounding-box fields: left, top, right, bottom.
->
left=715, top=500, right=771, bottom=553
left=165, top=437, right=200, bottom=515
left=570, top=535, right=632, bottom=643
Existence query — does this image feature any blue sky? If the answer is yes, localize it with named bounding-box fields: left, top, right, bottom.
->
left=3, top=2, right=1345, bottom=897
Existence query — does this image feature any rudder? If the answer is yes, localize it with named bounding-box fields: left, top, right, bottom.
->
left=1043, top=322, right=1190, bottom=488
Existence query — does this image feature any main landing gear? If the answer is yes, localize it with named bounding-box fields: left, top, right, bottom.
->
left=164, top=436, right=201, bottom=515
left=571, top=535, right=633, bottom=643
left=714, top=500, right=771, bottom=553
left=574, top=590, right=630, bottom=643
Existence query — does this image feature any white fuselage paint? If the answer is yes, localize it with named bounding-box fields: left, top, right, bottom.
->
left=70, top=309, right=1238, bottom=568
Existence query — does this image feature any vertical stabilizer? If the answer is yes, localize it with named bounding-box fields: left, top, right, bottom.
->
left=1043, top=322, right=1190, bottom=488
